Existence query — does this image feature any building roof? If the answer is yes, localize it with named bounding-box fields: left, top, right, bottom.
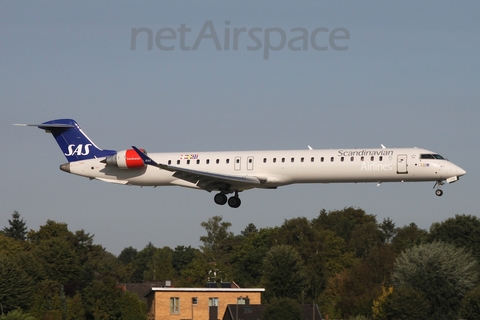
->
left=144, top=287, right=265, bottom=297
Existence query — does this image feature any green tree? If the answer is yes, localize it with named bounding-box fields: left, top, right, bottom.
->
left=3, top=211, right=28, bottom=241
left=66, top=293, right=86, bottom=320
left=172, top=245, right=197, bottom=275
left=130, top=242, right=157, bottom=282
left=391, top=223, right=427, bottom=253
left=143, top=246, right=175, bottom=281
left=392, top=241, right=479, bottom=319
left=261, top=245, right=308, bottom=302
left=119, top=291, right=147, bottom=320
left=118, top=246, right=138, bottom=265
left=1, top=309, right=36, bottom=320
left=429, top=214, right=480, bottom=261
left=232, top=228, right=275, bottom=287
left=82, top=277, right=122, bottom=320
left=0, top=256, right=35, bottom=313
left=199, top=216, right=234, bottom=262
left=312, top=207, right=378, bottom=244
left=379, top=218, right=396, bottom=244
left=378, top=286, right=430, bottom=320
left=459, top=285, right=480, bottom=320
left=32, top=237, right=81, bottom=285
left=262, top=298, right=302, bottom=320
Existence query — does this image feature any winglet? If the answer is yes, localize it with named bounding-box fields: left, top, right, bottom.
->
left=131, top=146, right=159, bottom=167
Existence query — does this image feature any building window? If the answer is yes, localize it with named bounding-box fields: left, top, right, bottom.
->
left=170, top=297, right=180, bottom=314
left=209, top=297, right=219, bottom=306
left=192, top=297, right=198, bottom=305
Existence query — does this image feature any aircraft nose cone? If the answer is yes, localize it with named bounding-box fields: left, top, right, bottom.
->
left=60, top=163, right=71, bottom=173
left=458, top=168, right=466, bottom=176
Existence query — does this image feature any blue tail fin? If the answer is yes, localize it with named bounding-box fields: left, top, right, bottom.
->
left=37, top=119, right=116, bottom=162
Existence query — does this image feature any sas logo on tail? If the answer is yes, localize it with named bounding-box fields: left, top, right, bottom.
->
left=65, top=144, right=92, bottom=156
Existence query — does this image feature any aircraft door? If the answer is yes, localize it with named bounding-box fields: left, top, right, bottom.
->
left=234, top=156, right=241, bottom=171
left=397, top=154, right=408, bottom=174
left=247, top=156, right=254, bottom=170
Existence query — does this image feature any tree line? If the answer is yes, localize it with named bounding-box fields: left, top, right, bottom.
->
left=2, top=208, right=480, bottom=319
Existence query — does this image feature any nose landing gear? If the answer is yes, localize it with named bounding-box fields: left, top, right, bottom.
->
left=434, top=180, right=444, bottom=196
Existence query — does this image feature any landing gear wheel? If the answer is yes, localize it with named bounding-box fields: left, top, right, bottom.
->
left=228, top=196, right=241, bottom=208
left=214, top=193, right=227, bottom=205
left=435, top=189, right=443, bottom=197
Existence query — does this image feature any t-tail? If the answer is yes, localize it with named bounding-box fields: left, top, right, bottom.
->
left=15, top=119, right=116, bottom=162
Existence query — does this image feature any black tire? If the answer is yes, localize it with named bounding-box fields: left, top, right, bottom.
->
left=228, top=196, right=241, bottom=208
left=214, top=193, right=227, bottom=205
left=435, top=189, right=443, bottom=197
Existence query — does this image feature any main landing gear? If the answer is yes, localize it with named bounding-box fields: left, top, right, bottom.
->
left=214, top=191, right=241, bottom=208
left=434, top=180, right=444, bottom=197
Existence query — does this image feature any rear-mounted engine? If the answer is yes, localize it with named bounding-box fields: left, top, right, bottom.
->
left=102, top=149, right=146, bottom=169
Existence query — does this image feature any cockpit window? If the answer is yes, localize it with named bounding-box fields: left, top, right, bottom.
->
left=420, top=154, right=445, bottom=160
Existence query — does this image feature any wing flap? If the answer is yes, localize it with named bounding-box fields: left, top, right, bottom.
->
left=161, top=164, right=261, bottom=191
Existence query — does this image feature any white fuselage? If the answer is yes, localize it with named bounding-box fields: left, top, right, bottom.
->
left=65, top=147, right=466, bottom=190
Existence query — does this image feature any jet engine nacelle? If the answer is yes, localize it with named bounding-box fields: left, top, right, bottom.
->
left=103, top=149, right=146, bottom=169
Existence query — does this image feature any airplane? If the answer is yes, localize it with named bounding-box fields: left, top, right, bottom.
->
left=16, top=119, right=466, bottom=208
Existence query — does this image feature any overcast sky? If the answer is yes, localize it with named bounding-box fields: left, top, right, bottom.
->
left=1, top=1, right=478, bottom=255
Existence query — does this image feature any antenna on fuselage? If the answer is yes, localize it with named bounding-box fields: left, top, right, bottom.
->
left=381, top=144, right=386, bottom=149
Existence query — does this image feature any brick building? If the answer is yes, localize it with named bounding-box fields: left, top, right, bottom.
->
left=145, top=286, right=264, bottom=320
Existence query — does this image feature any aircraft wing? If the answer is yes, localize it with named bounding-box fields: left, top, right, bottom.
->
left=131, top=146, right=262, bottom=192
left=159, top=163, right=262, bottom=192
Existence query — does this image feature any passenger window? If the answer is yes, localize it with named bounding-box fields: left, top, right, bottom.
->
left=236, top=158, right=240, bottom=164
left=351, top=157, right=354, bottom=162
left=206, top=159, right=210, bottom=164
left=311, top=157, right=314, bottom=162
left=168, top=160, right=172, bottom=165
left=249, top=159, right=253, bottom=163
left=187, top=160, right=190, bottom=165
left=282, top=158, right=285, bottom=163
left=341, top=157, right=344, bottom=162
left=226, top=159, right=230, bottom=164
left=331, top=157, right=334, bottom=162
left=263, top=158, right=267, bottom=163
left=321, top=157, right=324, bottom=162
left=291, top=158, right=294, bottom=163
left=379, top=156, right=383, bottom=161
left=301, top=157, right=304, bottom=163
left=177, top=160, right=180, bottom=165
left=197, top=159, right=200, bottom=164
left=216, top=159, right=219, bottom=164
left=273, top=158, right=277, bottom=163
left=370, top=156, right=374, bottom=161
left=361, top=156, right=364, bottom=161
